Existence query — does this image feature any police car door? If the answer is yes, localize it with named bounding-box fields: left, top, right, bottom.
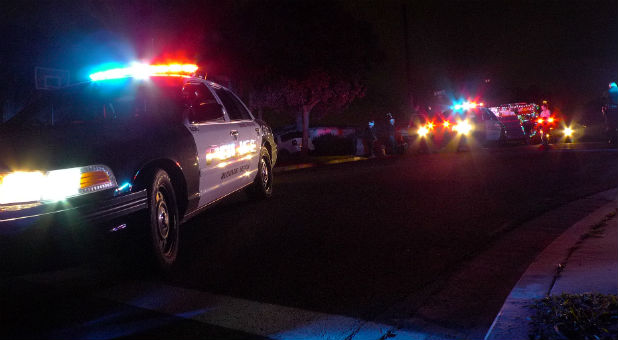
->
left=182, top=82, right=236, bottom=206
left=211, top=85, right=261, bottom=192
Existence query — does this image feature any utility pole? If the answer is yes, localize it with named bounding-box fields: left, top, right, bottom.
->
left=402, top=3, right=413, bottom=110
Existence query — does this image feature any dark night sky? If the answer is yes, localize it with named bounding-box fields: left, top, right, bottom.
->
left=1, top=0, right=617, bottom=120
left=347, top=0, right=618, bottom=115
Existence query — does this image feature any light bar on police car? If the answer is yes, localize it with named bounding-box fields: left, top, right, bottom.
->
left=452, top=101, right=484, bottom=111
left=89, top=63, right=198, bottom=81
left=0, top=165, right=117, bottom=205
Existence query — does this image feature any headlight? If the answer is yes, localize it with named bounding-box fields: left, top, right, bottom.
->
left=563, top=127, right=574, bottom=137
left=0, top=165, right=117, bottom=205
left=454, top=120, right=473, bottom=135
left=418, top=126, right=429, bottom=137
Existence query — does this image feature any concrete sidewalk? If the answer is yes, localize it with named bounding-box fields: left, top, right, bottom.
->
left=485, top=195, right=618, bottom=340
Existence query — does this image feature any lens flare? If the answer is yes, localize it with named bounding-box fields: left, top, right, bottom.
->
left=454, top=120, right=473, bottom=135
left=0, top=166, right=117, bottom=205
left=418, top=126, right=429, bottom=137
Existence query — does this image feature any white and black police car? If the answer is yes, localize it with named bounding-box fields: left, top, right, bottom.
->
left=0, top=63, right=277, bottom=270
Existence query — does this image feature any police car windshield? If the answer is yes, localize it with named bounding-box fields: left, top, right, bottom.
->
left=4, top=79, right=184, bottom=128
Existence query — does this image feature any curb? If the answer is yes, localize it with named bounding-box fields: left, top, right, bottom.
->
left=273, top=163, right=316, bottom=173
left=273, top=156, right=367, bottom=173
left=484, top=189, right=618, bottom=340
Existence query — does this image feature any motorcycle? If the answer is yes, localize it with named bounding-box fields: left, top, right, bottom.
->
left=535, top=116, right=558, bottom=145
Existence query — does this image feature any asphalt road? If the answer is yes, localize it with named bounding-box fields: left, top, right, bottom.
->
left=1, top=142, right=617, bottom=339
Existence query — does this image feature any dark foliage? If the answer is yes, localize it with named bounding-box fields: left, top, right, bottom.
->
left=529, top=293, right=618, bottom=340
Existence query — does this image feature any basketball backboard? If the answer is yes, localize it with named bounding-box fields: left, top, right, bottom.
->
left=35, top=67, right=70, bottom=89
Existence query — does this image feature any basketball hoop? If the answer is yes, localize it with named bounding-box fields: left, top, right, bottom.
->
left=35, top=67, right=70, bottom=90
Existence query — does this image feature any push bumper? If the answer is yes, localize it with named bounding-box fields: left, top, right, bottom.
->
left=0, top=190, right=148, bottom=236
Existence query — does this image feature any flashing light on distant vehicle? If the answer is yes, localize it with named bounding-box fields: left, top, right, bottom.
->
left=89, top=63, right=199, bottom=81
left=537, top=117, right=557, bottom=124
left=452, top=101, right=484, bottom=111
left=443, top=121, right=450, bottom=128
left=418, top=126, right=429, bottom=137
left=453, top=120, right=473, bottom=135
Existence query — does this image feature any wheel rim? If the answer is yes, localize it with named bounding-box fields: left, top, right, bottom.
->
left=155, top=188, right=176, bottom=257
left=260, top=157, right=271, bottom=191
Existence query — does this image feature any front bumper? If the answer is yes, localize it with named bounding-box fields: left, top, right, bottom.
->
left=0, top=190, right=148, bottom=236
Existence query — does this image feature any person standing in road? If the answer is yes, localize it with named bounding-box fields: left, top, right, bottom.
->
left=539, top=102, right=551, bottom=118
left=363, top=120, right=377, bottom=158
left=386, top=113, right=397, bottom=154
left=603, top=82, right=618, bottom=145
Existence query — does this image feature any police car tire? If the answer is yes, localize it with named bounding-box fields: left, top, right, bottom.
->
left=247, top=147, right=273, bottom=200
left=148, top=169, right=180, bottom=271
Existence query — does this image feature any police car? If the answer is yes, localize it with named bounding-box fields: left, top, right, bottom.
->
left=404, top=101, right=509, bottom=151
left=0, top=63, right=277, bottom=270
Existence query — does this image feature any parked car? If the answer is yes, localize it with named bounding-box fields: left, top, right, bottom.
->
left=275, top=126, right=356, bottom=158
left=274, top=131, right=313, bottom=159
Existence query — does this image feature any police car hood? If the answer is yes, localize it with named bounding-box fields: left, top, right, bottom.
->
left=0, top=122, right=144, bottom=172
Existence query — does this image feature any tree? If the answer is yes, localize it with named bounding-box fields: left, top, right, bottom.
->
left=278, top=71, right=365, bottom=157
left=225, top=1, right=378, bottom=157
left=247, top=83, right=284, bottom=121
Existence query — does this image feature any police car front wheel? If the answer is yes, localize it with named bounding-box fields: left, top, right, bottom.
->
left=148, top=169, right=180, bottom=271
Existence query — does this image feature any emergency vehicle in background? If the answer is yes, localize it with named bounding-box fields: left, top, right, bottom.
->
left=0, top=62, right=277, bottom=270
left=401, top=101, right=510, bottom=152
left=489, top=102, right=574, bottom=144
left=490, top=103, right=537, bottom=143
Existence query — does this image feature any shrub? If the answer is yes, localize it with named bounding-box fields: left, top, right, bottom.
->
left=529, top=293, right=618, bottom=340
